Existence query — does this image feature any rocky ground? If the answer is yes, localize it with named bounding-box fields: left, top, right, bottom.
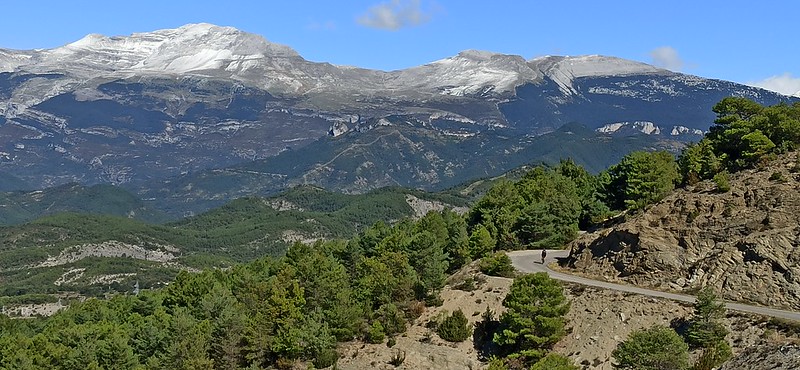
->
left=335, top=263, right=798, bottom=369
left=721, top=343, right=800, bottom=370
left=565, top=152, right=800, bottom=310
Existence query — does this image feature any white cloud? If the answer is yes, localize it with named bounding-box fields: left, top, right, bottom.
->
left=357, top=0, right=432, bottom=30
left=649, top=46, right=684, bottom=71
left=748, top=73, right=800, bottom=97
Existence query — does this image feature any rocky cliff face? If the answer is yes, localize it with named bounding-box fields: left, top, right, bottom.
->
left=720, top=344, right=800, bottom=370
left=564, top=152, right=800, bottom=310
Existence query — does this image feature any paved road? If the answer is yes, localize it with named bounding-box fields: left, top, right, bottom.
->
left=508, top=250, right=800, bottom=321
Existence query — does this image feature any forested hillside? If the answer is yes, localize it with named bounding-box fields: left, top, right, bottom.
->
left=566, top=98, right=800, bottom=309
left=0, top=183, right=169, bottom=226
left=2, top=97, right=798, bottom=369
left=0, top=186, right=468, bottom=298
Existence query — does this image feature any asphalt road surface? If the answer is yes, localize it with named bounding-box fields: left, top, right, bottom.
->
left=508, top=249, right=800, bottom=321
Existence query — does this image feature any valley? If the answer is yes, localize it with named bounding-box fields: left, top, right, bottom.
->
left=1, top=22, right=800, bottom=370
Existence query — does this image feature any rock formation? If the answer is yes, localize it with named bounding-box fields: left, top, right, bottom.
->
left=565, top=152, right=800, bottom=310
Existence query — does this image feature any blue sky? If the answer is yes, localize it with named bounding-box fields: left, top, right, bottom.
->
left=2, top=0, right=798, bottom=95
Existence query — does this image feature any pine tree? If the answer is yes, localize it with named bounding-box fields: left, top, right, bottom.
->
left=612, top=325, right=688, bottom=370
left=437, top=309, right=472, bottom=342
left=493, top=272, right=570, bottom=364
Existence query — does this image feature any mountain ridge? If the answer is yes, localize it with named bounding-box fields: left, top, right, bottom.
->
left=0, top=23, right=796, bottom=213
left=0, top=23, right=677, bottom=99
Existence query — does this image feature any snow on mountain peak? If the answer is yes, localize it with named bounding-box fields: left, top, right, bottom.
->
left=132, top=23, right=299, bottom=74
left=556, top=55, right=666, bottom=77
left=174, top=22, right=231, bottom=35
left=20, top=24, right=301, bottom=77
left=67, top=33, right=106, bottom=48
left=455, top=49, right=502, bottom=61
left=398, top=49, right=539, bottom=96
left=531, top=54, right=669, bottom=95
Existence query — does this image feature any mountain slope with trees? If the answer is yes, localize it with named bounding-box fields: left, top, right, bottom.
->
left=565, top=99, right=800, bottom=310
left=0, top=186, right=468, bottom=299
left=2, top=97, right=800, bottom=369
left=0, top=183, right=169, bottom=226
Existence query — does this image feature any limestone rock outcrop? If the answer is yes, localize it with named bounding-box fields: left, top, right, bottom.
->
left=565, top=153, right=800, bottom=310
left=720, top=344, right=800, bottom=370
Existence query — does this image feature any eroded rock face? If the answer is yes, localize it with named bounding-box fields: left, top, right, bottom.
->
left=720, top=344, right=800, bottom=370
left=564, top=153, right=800, bottom=310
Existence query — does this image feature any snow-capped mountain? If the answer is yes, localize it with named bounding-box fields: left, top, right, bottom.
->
left=3, top=24, right=299, bottom=75
left=0, top=24, right=796, bottom=213
left=0, top=24, right=668, bottom=98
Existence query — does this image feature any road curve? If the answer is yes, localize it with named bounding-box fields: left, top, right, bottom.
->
left=508, top=250, right=800, bottom=322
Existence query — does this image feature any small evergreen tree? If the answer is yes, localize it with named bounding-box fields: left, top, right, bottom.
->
left=437, top=309, right=472, bottom=342
left=479, top=252, right=515, bottom=277
left=686, top=288, right=727, bottom=348
left=606, top=150, right=680, bottom=210
left=612, top=325, right=689, bottom=370
left=366, top=321, right=385, bottom=344
left=468, top=224, right=496, bottom=259
left=530, top=353, right=578, bottom=370
left=712, top=172, right=730, bottom=193
left=686, top=287, right=731, bottom=370
left=493, top=273, right=570, bottom=364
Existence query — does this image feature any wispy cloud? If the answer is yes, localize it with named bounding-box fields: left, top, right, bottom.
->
left=748, top=73, right=800, bottom=97
left=649, top=46, right=684, bottom=71
left=357, top=0, right=433, bottom=31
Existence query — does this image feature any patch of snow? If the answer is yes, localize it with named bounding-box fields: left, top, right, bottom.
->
left=532, top=55, right=668, bottom=96
left=429, top=112, right=476, bottom=124
left=394, top=49, right=540, bottom=96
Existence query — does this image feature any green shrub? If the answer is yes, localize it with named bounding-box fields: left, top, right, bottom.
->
left=612, top=325, right=689, bottom=370
left=769, top=171, right=786, bottom=182
left=312, top=348, right=339, bottom=369
left=530, top=353, right=578, bottom=370
left=386, top=337, right=396, bottom=348
left=712, top=172, right=730, bottom=192
left=367, top=321, right=385, bottom=344
left=479, top=252, right=515, bottom=277
left=486, top=356, right=508, bottom=370
left=437, top=309, right=472, bottom=342
left=693, top=340, right=732, bottom=370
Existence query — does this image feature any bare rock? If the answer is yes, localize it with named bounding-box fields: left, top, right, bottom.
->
left=720, top=344, right=800, bottom=370
left=564, top=153, right=800, bottom=310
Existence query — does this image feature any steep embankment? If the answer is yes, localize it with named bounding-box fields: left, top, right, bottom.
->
left=564, top=152, right=800, bottom=310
